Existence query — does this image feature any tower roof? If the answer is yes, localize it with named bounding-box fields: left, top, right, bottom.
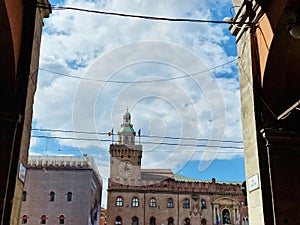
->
left=117, top=109, right=137, bottom=145
left=119, top=109, right=136, bottom=134
left=119, top=126, right=135, bottom=133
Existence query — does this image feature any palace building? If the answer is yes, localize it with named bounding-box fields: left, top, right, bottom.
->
left=20, top=156, right=102, bottom=225
left=107, top=110, right=248, bottom=225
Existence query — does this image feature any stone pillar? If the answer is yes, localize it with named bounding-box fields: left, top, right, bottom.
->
left=0, top=1, right=51, bottom=224
left=230, top=0, right=300, bottom=224
left=260, top=128, right=300, bottom=224
left=212, top=204, right=220, bottom=225
left=229, top=1, right=266, bottom=224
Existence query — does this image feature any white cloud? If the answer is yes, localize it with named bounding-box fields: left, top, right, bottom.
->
left=33, top=0, right=243, bottom=208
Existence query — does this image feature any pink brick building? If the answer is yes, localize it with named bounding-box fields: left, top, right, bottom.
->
left=20, top=156, right=102, bottom=225
left=107, top=110, right=248, bottom=225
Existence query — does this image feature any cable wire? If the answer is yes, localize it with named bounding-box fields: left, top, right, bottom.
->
left=30, top=147, right=243, bottom=154
left=36, top=2, right=255, bottom=26
left=32, top=128, right=108, bottom=135
left=31, top=135, right=243, bottom=150
left=31, top=128, right=243, bottom=144
left=39, top=58, right=237, bottom=84
left=141, top=134, right=243, bottom=144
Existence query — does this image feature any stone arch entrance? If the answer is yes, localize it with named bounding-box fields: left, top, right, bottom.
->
left=212, top=197, right=241, bottom=225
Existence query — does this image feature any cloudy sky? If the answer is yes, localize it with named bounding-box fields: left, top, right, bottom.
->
left=31, top=0, right=245, bottom=207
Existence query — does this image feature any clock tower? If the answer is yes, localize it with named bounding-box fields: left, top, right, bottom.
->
left=109, top=109, right=142, bottom=184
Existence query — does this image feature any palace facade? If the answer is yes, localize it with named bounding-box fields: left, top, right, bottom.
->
left=107, top=110, right=248, bottom=225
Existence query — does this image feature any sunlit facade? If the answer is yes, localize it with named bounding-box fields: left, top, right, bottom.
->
left=107, top=111, right=248, bottom=225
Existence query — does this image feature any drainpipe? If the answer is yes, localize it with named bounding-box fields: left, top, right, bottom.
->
left=144, top=192, right=146, bottom=225
left=260, top=130, right=276, bottom=225
left=177, top=188, right=179, bottom=225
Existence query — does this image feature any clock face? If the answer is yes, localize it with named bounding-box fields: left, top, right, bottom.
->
left=117, top=161, right=133, bottom=179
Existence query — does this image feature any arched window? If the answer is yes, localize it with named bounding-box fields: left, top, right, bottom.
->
left=242, top=216, right=249, bottom=225
left=132, top=197, right=139, bottom=207
left=67, top=192, right=72, bottom=201
left=22, top=215, right=28, bottom=224
left=41, top=215, right=47, bottom=224
left=184, top=218, right=190, bottom=225
left=149, top=198, right=156, bottom=207
left=222, top=209, right=231, bottom=224
left=201, top=218, right=207, bottom=225
left=150, top=217, right=156, bottom=225
left=132, top=216, right=138, bottom=225
left=115, top=216, right=122, bottom=225
left=59, top=215, right=65, bottom=224
left=167, top=217, right=174, bottom=225
left=183, top=198, right=190, bottom=208
left=201, top=199, right=207, bottom=209
left=22, top=191, right=27, bottom=201
left=167, top=198, right=174, bottom=208
left=116, top=197, right=123, bottom=207
left=49, top=191, right=55, bottom=201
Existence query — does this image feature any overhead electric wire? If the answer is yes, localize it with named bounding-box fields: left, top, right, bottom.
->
left=32, top=128, right=108, bottom=135
left=39, top=58, right=237, bottom=84
left=36, top=2, right=255, bottom=26
left=32, top=135, right=111, bottom=142
left=140, top=140, right=244, bottom=149
left=142, top=134, right=243, bottom=144
left=31, top=128, right=243, bottom=144
left=31, top=135, right=244, bottom=150
left=32, top=3, right=246, bottom=153
left=30, top=147, right=243, bottom=154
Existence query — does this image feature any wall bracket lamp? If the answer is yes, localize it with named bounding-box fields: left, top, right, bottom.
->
left=289, top=19, right=300, bottom=39
left=289, top=1, right=300, bottom=40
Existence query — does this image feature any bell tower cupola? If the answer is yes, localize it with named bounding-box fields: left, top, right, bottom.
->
left=118, top=108, right=136, bottom=145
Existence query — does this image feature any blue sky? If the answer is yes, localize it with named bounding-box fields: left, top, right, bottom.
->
left=32, top=0, right=245, bottom=207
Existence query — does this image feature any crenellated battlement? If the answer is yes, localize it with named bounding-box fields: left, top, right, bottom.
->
left=27, top=155, right=103, bottom=184
left=110, top=144, right=142, bottom=158
left=108, top=177, right=242, bottom=196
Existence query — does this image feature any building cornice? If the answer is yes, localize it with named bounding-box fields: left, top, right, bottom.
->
left=28, top=155, right=103, bottom=184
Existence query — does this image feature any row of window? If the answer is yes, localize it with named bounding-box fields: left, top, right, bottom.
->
left=115, top=197, right=207, bottom=209
left=114, top=216, right=207, bottom=225
left=22, top=191, right=73, bottom=202
left=21, top=215, right=65, bottom=224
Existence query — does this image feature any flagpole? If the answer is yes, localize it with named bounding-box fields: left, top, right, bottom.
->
left=138, top=129, right=141, bottom=145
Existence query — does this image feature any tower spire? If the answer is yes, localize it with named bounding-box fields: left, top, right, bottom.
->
left=123, top=107, right=131, bottom=125
left=118, top=109, right=136, bottom=145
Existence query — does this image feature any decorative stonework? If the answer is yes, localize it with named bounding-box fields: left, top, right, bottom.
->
left=28, top=155, right=102, bottom=185
left=107, top=111, right=248, bottom=225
